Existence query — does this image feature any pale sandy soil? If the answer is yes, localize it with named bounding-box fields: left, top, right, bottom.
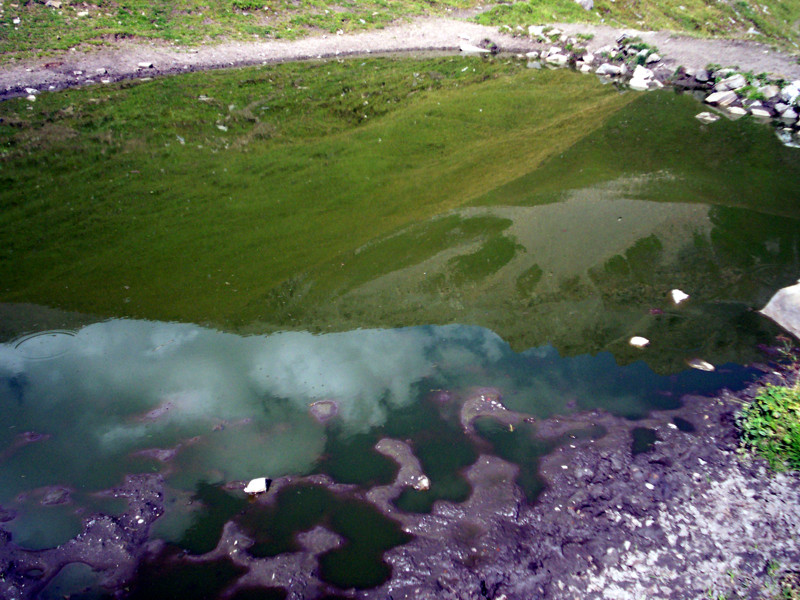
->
left=1, top=15, right=799, bottom=99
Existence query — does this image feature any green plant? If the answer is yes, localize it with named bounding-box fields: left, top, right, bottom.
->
left=738, top=380, right=800, bottom=470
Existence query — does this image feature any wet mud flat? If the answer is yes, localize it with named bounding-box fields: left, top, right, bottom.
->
left=1, top=367, right=799, bottom=600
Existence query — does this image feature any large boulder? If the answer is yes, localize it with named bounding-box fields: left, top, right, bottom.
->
left=760, top=281, right=800, bottom=340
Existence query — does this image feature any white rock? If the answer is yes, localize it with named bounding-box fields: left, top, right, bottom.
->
left=760, top=281, right=800, bottom=340
left=781, top=107, right=798, bottom=124
left=695, top=111, right=720, bottom=124
left=705, top=90, right=738, bottom=107
left=460, top=43, right=490, bottom=55
left=780, top=82, right=800, bottom=104
left=582, top=52, right=595, bottom=65
left=645, top=53, right=660, bottom=63
left=629, top=77, right=650, bottom=91
left=596, top=63, right=621, bottom=76
left=137, top=61, right=154, bottom=69
left=579, top=63, right=593, bottom=74
left=26, top=94, right=36, bottom=102
left=414, top=475, right=431, bottom=491
left=95, top=67, right=107, bottom=74
left=727, top=106, right=747, bottom=116
left=45, top=0, right=62, bottom=6
left=77, top=10, right=89, bottom=17
left=528, top=25, right=546, bottom=37
left=629, top=336, right=650, bottom=348
left=546, top=53, right=569, bottom=66
left=24, top=87, right=37, bottom=94
left=715, top=73, right=747, bottom=91
left=759, top=84, right=780, bottom=100
left=632, top=65, right=653, bottom=80
left=686, top=358, right=715, bottom=372
left=525, top=50, right=540, bottom=59
left=575, top=0, right=593, bottom=10
left=243, top=477, right=268, bottom=494
left=750, top=107, right=771, bottom=118
left=670, top=289, right=689, bottom=304
left=12, top=17, right=21, bottom=25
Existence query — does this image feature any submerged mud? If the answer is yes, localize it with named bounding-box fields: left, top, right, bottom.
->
left=1, top=366, right=798, bottom=599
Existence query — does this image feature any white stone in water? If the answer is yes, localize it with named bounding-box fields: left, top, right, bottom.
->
left=750, top=107, right=772, bottom=118
left=244, top=477, right=268, bottom=494
left=414, top=475, right=431, bottom=491
left=760, top=281, right=800, bottom=340
left=459, top=43, right=490, bottom=55
left=670, top=289, right=690, bottom=304
left=629, top=336, right=650, bottom=348
left=695, top=111, right=720, bottom=124
left=705, top=90, right=738, bottom=107
left=727, top=106, right=748, bottom=116
left=686, top=358, right=715, bottom=372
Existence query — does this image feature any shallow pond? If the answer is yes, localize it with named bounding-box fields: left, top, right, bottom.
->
left=1, top=55, right=799, bottom=597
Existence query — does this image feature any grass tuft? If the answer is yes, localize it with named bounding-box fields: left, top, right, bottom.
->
left=739, top=369, right=800, bottom=470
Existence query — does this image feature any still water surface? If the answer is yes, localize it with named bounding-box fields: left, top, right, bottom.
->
left=1, top=60, right=800, bottom=596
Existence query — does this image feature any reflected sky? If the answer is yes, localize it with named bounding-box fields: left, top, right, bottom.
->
left=0, top=316, right=758, bottom=547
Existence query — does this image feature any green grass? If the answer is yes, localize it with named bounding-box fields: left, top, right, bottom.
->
left=0, top=0, right=479, bottom=61
left=476, top=0, right=800, bottom=49
left=739, top=378, right=800, bottom=470
left=1, top=0, right=798, bottom=64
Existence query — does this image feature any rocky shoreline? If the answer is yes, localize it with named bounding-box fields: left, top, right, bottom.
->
left=1, top=359, right=798, bottom=600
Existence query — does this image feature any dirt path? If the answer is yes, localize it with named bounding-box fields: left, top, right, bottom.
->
left=2, top=16, right=799, bottom=99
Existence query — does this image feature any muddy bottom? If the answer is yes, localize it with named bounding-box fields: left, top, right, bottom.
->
left=1, top=361, right=798, bottom=600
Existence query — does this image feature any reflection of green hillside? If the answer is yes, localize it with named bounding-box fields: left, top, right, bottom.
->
left=0, top=59, right=631, bottom=328
left=474, top=91, right=800, bottom=218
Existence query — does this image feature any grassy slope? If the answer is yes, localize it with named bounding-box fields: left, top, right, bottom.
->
left=0, top=0, right=798, bottom=63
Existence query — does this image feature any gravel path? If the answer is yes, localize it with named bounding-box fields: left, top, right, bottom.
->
left=2, top=16, right=799, bottom=99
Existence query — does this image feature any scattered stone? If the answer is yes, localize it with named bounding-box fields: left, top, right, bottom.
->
left=459, top=43, right=490, bottom=55
left=715, top=73, right=747, bottom=92
left=45, top=0, right=62, bottom=7
left=526, top=61, right=542, bottom=70
left=670, top=289, right=690, bottom=304
left=727, top=106, right=748, bottom=116
left=695, top=111, right=720, bottom=124
left=525, top=50, right=540, bottom=59
left=308, top=399, right=339, bottom=423
left=575, top=0, right=593, bottom=10
left=546, top=53, right=569, bottom=66
left=26, top=94, right=36, bottom=102
left=629, top=336, right=650, bottom=348
left=582, top=52, right=595, bottom=65
left=780, top=107, right=798, bottom=124
left=645, top=52, right=660, bottom=64
left=76, top=10, right=89, bottom=17
left=137, top=62, right=154, bottom=69
left=695, top=69, right=710, bottom=82
left=686, top=358, right=715, bottom=372
left=528, top=25, right=546, bottom=37
left=759, top=84, right=780, bottom=100
left=596, top=63, right=622, bottom=76
left=705, top=90, right=738, bottom=107
left=243, top=477, right=271, bottom=495
left=760, top=280, right=800, bottom=340
left=95, top=67, right=107, bottom=75
left=750, top=107, right=771, bottom=118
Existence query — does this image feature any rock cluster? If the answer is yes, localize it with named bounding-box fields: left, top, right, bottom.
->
left=674, top=66, right=800, bottom=146
left=516, top=26, right=800, bottom=146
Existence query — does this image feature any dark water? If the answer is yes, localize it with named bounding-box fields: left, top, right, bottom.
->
left=1, top=65, right=799, bottom=596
